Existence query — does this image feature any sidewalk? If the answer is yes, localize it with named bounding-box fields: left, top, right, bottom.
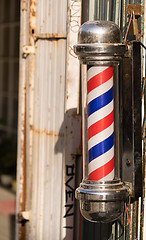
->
left=0, top=186, right=16, bottom=240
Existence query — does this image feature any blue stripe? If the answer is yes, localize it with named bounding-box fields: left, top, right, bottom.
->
left=88, top=87, right=113, bottom=116
left=89, top=133, right=114, bottom=162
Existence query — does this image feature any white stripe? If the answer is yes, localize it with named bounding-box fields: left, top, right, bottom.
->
left=87, top=76, right=113, bottom=104
left=88, top=100, right=114, bottom=128
left=99, top=169, right=114, bottom=181
left=88, top=123, right=114, bottom=150
left=87, top=66, right=108, bottom=81
left=88, top=146, right=114, bottom=174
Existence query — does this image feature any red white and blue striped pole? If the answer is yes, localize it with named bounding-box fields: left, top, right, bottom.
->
left=75, top=20, right=128, bottom=223
left=87, top=65, right=114, bottom=181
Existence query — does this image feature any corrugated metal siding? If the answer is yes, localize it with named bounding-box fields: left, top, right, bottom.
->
left=63, top=1, right=81, bottom=239
left=17, top=0, right=67, bottom=238
left=30, top=39, right=66, bottom=239
left=16, top=0, right=30, bottom=239
left=28, top=0, right=68, bottom=237
left=88, top=0, right=142, bottom=39
left=81, top=0, right=145, bottom=240
left=17, top=0, right=81, bottom=239
left=16, top=0, right=145, bottom=239
left=36, top=0, right=67, bottom=35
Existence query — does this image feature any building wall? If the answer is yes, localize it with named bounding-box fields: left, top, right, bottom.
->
left=16, top=0, right=81, bottom=239
left=16, top=0, right=145, bottom=239
left=81, top=1, right=145, bottom=240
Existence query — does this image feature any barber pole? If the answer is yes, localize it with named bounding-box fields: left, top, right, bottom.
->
left=87, top=65, right=114, bottom=181
left=75, top=21, right=129, bottom=223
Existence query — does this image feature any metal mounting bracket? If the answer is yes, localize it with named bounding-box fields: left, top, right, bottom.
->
left=122, top=41, right=142, bottom=199
left=127, top=4, right=144, bottom=17
left=18, top=211, right=30, bottom=226
left=23, top=45, right=35, bottom=54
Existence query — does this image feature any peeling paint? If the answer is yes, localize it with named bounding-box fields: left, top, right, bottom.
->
left=30, top=0, right=36, bottom=44
left=34, top=33, right=67, bottom=41
left=21, top=0, right=28, bottom=11
left=29, top=125, right=64, bottom=137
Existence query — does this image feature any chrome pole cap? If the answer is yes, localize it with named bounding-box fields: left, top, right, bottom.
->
left=74, top=21, right=127, bottom=65
left=76, top=179, right=129, bottom=223
left=78, top=20, right=122, bottom=44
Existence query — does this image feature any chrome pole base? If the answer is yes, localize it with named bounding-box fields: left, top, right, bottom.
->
left=75, top=179, right=129, bottom=223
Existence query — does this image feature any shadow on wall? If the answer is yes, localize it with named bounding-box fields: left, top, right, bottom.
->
left=9, top=214, right=15, bottom=240
left=55, top=108, right=124, bottom=240
left=81, top=218, right=113, bottom=240
left=81, top=217, right=126, bottom=240
left=55, top=108, right=81, bottom=155
left=55, top=108, right=82, bottom=240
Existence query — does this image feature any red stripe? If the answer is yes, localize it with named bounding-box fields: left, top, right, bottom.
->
left=89, top=156, right=114, bottom=181
left=88, top=110, right=114, bottom=140
left=87, top=66, right=113, bottom=94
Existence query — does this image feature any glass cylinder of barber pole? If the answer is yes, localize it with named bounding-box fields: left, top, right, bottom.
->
left=74, top=21, right=129, bottom=223
left=82, top=64, right=120, bottom=181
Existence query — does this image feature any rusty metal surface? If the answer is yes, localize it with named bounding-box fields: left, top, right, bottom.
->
left=25, top=1, right=37, bottom=239
left=34, top=33, right=67, bottom=40
left=16, top=0, right=37, bottom=239
left=17, top=1, right=81, bottom=240
left=81, top=1, right=144, bottom=240
left=127, top=4, right=144, bottom=16
left=17, top=0, right=145, bottom=239
left=16, top=0, right=30, bottom=239
left=18, top=1, right=81, bottom=240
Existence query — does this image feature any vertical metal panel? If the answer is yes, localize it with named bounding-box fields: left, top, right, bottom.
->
left=63, top=1, right=81, bottom=239
left=16, top=0, right=145, bottom=239
left=88, top=0, right=142, bottom=38
left=28, top=4, right=68, bottom=239
left=17, top=0, right=81, bottom=239
left=122, top=42, right=142, bottom=199
left=89, top=0, right=95, bottom=21
left=137, top=197, right=141, bottom=240
left=142, top=1, right=146, bottom=239
left=82, top=0, right=88, bottom=23
left=36, top=0, right=67, bottom=35
left=30, top=39, right=66, bottom=239
left=143, top=141, right=146, bottom=239
left=115, top=0, right=121, bottom=26
left=25, top=2, right=36, bottom=239
left=82, top=1, right=145, bottom=240
left=16, top=0, right=30, bottom=239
